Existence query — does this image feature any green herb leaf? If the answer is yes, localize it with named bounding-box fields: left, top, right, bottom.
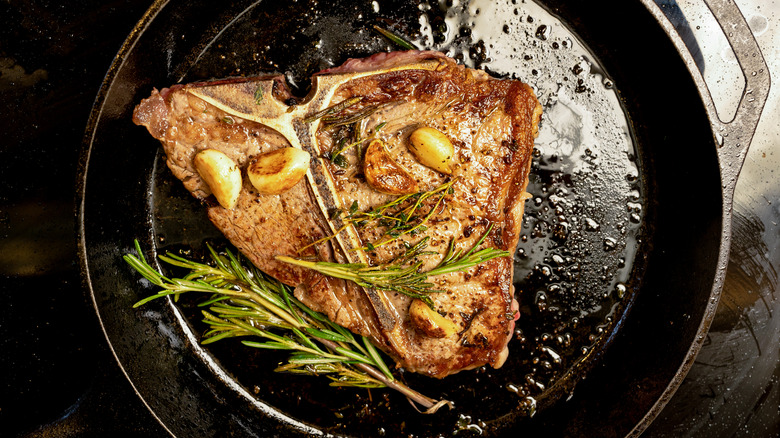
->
left=373, top=25, right=418, bottom=50
left=254, top=86, right=264, bottom=104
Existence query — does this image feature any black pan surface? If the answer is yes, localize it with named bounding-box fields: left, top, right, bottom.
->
left=79, top=0, right=724, bottom=436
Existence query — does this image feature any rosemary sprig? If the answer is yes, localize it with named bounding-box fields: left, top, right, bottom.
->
left=279, top=224, right=508, bottom=307
left=125, top=240, right=450, bottom=413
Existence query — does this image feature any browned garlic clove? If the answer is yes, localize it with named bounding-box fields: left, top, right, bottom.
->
left=193, top=149, right=242, bottom=209
left=247, top=148, right=310, bottom=195
left=408, top=126, right=454, bottom=174
left=363, top=139, right=419, bottom=195
left=409, top=299, right=459, bottom=338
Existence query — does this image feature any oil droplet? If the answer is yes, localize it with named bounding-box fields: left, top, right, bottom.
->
left=535, top=24, right=550, bottom=40
left=584, top=217, right=600, bottom=231
left=535, top=291, right=548, bottom=311
left=540, top=345, right=562, bottom=364
left=525, top=374, right=546, bottom=391
left=552, top=221, right=570, bottom=240
left=615, top=283, right=627, bottom=299
left=519, top=396, right=537, bottom=417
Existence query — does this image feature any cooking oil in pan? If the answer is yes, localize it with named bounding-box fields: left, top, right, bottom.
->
left=150, top=0, right=646, bottom=435
left=412, top=0, right=645, bottom=424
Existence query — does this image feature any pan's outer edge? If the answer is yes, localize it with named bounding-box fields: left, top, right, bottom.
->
left=631, top=1, right=770, bottom=436
left=76, top=1, right=175, bottom=436
left=75, top=1, right=763, bottom=436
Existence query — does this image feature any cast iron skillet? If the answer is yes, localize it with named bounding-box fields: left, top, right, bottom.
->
left=78, top=0, right=768, bottom=436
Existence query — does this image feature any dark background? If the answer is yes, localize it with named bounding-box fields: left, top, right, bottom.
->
left=1, top=1, right=777, bottom=436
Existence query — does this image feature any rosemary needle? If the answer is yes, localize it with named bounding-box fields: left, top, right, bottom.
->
left=373, top=25, right=418, bottom=50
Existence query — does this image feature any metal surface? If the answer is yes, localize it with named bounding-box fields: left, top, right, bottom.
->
left=632, top=0, right=770, bottom=435
left=2, top=0, right=777, bottom=437
left=81, top=3, right=723, bottom=435
left=647, top=1, right=780, bottom=436
left=77, top=0, right=757, bottom=436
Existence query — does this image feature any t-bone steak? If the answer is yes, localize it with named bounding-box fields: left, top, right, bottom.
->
left=132, top=50, right=542, bottom=378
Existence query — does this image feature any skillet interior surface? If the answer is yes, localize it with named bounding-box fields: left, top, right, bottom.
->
left=80, top=0, right=722, bottom=436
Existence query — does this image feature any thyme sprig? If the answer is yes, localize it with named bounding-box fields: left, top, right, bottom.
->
left=322, top=101, right=394, bottom=127
left=301, top=178, right=457, bottom=254
left=350, top=177, right=457, bottom=251
left=279, top=224, right=508, bottom=307
left=327, top=121, right=387, bottom=168
left=253, top=85, right=264, bottom=105
left=303, top=96, right=363, bottom=123
left=125, top=241, right=451, bottom=412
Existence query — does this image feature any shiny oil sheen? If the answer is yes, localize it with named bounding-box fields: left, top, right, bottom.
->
left=80, top=0, right=732, bottom=434
left=147, top=0, right=645, bottom=435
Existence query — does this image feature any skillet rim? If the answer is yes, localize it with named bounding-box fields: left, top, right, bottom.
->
left=76, top=0, right=755, bottom=436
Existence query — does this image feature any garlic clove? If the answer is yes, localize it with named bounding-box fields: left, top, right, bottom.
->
left=408, top=126, right=454, bottom=174
left=363, top=139, right=419, bottom=195
left=247, top=147, right=310, bottom=195
left=193, top=149, right=242, bottom=210
left=409, top=299, right=459, bottom=338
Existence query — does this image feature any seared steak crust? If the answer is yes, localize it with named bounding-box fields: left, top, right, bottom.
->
left=133, top=51, right=541, bottom=377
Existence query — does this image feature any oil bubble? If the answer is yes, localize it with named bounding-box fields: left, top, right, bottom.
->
left=615, top=283, right=627, bottom=299
left=535, top=24, right=550, bottom=40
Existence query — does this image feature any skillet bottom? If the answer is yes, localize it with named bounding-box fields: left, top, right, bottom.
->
left=81, top=0, right=721, bottom=436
